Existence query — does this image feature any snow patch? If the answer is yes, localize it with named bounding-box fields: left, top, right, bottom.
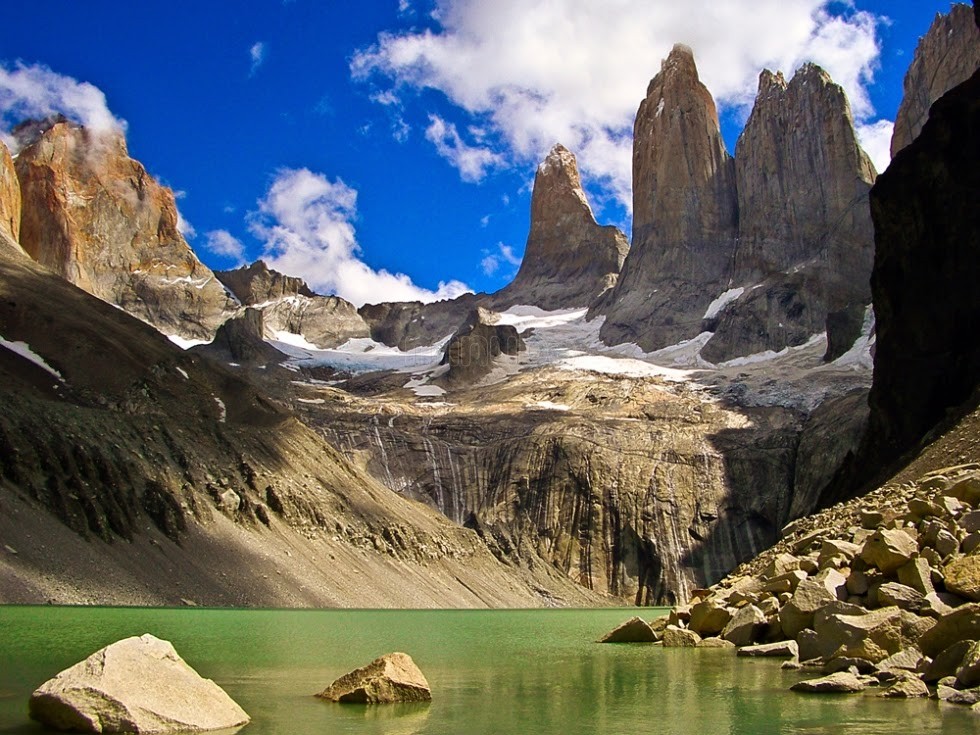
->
left=703, top=287, right=747, bottom=320
left=176, top=367, right=189, bottom=380
left=0, top=336, right=64, bottom=382
left=527, top=401, right=570, bottom=412
left=718, top=333, right=826, bottom=368
left=272, top=331, right=451, bottom=374
left=297, top=397, right=326, bottom=405
left=832, top=305, right=876, bottom=370
left=167, top=334, right=209, bottom=350
left=213, top=395, right=227, bottom=423
left=555, top=355, right=695, bottom=382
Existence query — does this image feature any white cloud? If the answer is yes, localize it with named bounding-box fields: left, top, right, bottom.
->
left=352, top=0, right=886, bottom=210
left=249, top=42, right=267, bottom=76
left=480, top=241, right=522, bottom=276
left=204, top=229, right=246, bottom=264
left=176, top=209, right=197, bottom=240
left=855, top=118, right=894, bottom=174
left=424, top=114, right=502, bottom=182
left=250, top=167, right=471, bottom=306
left=0, top=62, right=125, bottom=149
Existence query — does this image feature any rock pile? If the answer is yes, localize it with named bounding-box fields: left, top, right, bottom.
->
left=604, top=465, right=980, bottom=708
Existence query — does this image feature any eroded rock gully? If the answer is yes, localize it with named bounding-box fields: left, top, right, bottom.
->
left=299, top=367, right=863, bottom=605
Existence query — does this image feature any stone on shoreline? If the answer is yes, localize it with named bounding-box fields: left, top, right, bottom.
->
left=317, top=652, right=431, bottom=704
left=737, top=641, right=799, bottom=658
left=790, top=671, right=866, bottom=694
left=28, top=634, right=250, bottom=733
left=598, top=616, right=658, bottom=643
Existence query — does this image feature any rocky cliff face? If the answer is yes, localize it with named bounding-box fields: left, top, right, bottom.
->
left=701, top=65, right=876, bottom=363
left=598, top=44, right=738, bottom=351
left=304, top=361, right=866, bottom=605
left=493, top=144, right=628, bottom=310
left=359, top=293, right=483, bottom=351
left=0, top=139, right=21, bottom=249
left=891, top=3, right=980, bottom=156
left=845, top=63, right=980, bottom=495
left=215, top=260, right=370, bottom=349
left=14, top=120, right=236, bottom=339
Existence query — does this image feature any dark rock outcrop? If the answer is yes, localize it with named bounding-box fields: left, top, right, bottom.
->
left=216, top=260, right=370, bottom=349
left=598, top=44, right=738, bottom=350
left=492, top=144, right=628, bottom=310
left=851, top=63, right=980, bottom=489
left=359, top=293, right=483, bottom=351
left=192, top=308, right=285, bottom=367
left=891, top=3, right=980, bottom=156
left=701, top=64, right=876, bottom=363
left=442, top=307, right=524, bottom=385
left=14, top=120, right=236, bottom=339
left=215, top=259, right=314, bottom=304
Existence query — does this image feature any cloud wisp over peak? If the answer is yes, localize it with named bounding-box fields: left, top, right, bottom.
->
left=353, top=0, right=891, bottom=208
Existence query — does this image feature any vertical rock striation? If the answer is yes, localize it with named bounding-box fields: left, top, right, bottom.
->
left=701, top=64, right=876, bottom=362
left=598, top=44, right=738, bottom=350
left=891, top=3, right=980, bottom=156
left=493, top=144, right=628, bottom=310
left=0, top=139, right=22, bottom=250
left=14, top=119, right=236, bottom=339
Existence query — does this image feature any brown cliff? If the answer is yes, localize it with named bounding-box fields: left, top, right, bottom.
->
left=891, top=3, right=980, bottom=156
left=0, top=139, right=21, bottom=250
left=493, top=144, right=628, bottom=310
left=598, top=44, right=738, bottom=351
left=215, top=260, right=370, bottom=348
left=701, top=64, right=876, bottom=362
left=14, top=120, right=236, bottom=339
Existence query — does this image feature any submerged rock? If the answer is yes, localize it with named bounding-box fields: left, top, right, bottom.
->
left=28, top=634, right=249, bottom=733
left=790, top=671, right=866, bottom=694
left=598, top=616, right=658, bottom=643
left=317, top=652, right=431, bottom=704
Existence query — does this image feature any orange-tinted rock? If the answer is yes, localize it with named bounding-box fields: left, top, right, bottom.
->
left=494, top=144, right=628, bottom=310
left=0, top=139, right=21, bottom=249
left=891, top=3, right=980, bottom=156
left=15, top=120, right=235, bottom=339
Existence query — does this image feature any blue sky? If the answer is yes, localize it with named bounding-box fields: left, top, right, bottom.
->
left=0, top=1, right=962, bottom=305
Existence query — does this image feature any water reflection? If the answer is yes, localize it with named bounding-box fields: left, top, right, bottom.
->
left=0, top=607, right=973, bottom=735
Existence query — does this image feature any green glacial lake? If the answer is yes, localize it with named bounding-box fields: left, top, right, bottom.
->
left=0, top=607, right=975, bottom=734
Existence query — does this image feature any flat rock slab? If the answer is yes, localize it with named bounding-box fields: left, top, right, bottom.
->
left=29, top=634, right=249, bottom=733
left=737, top=641, right=799, bottom=658
left=790, top=671, right=866, bottom=694
left=317, top=652, right=431, bottom=704
left=598, top=616, right=658, bottom=643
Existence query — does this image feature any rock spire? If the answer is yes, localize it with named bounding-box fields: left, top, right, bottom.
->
left=494, top=143, right=628, bottom=310
left=597, top=43, right=738, bottom=350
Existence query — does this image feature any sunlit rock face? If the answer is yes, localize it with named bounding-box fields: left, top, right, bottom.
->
left=215, top=260, right=370, bottom=349
left=493, top=144, right=628, bottom=311
left=14, top=119, right=236, bottom=339
left=891, top=3, right=980, bottom=157
left=0, top=139, right=21, bottom=250
left=700, top=63, right=876, bottom=363
left=598, top=44, right=738, bottom=352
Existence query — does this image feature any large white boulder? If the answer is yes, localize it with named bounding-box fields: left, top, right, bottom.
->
left=29, top=634, right=249, bottom=733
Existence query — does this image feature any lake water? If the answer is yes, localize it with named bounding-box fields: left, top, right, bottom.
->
left=0, top=607, right=975, bottom=734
